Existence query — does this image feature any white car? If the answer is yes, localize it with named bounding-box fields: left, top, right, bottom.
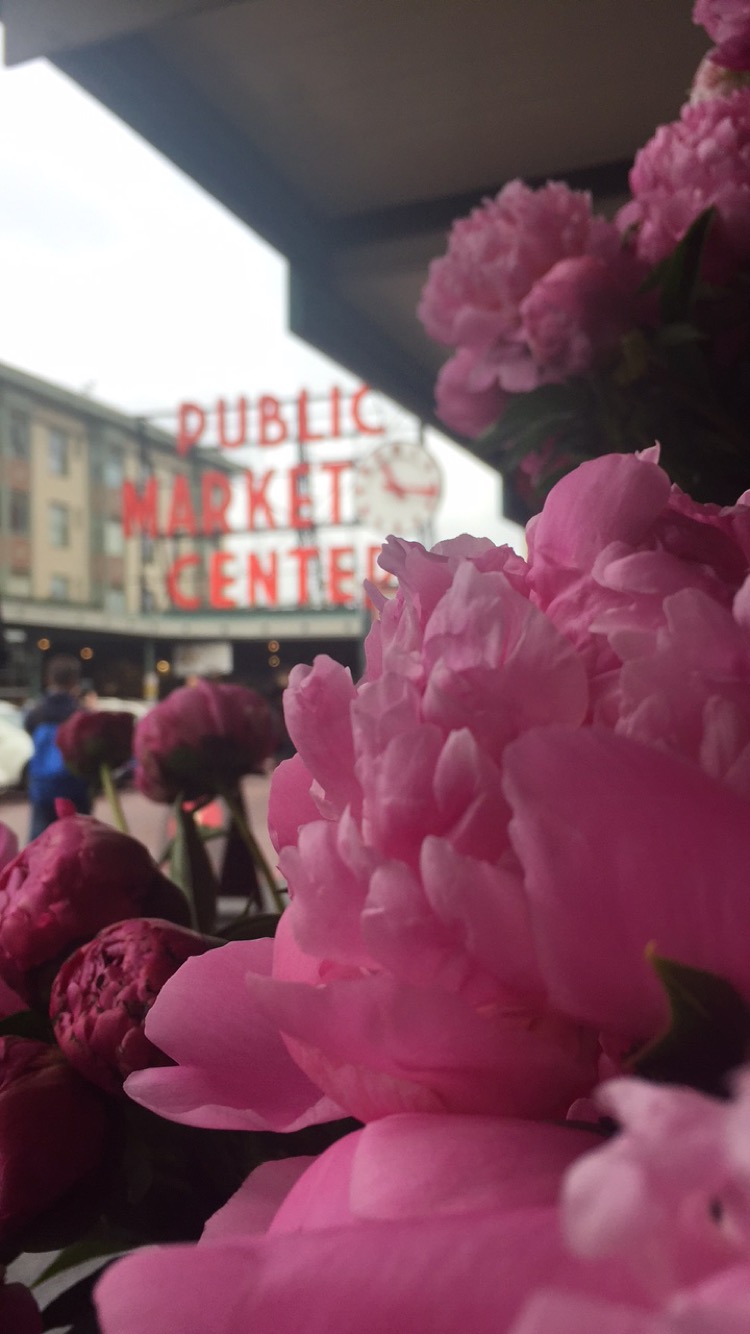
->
left=0, top=703, right=33, bottom=790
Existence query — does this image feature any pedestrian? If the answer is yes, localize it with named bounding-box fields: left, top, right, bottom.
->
left=25, top=655, right=91, bottom=840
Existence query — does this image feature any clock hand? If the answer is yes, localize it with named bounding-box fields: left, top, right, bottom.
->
left=378, top=459, right=406, bottom=497
left=400, top=484, right=439, bottom=498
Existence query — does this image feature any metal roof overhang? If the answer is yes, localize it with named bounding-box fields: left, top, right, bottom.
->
left=0, top=1, right=708, bottom=511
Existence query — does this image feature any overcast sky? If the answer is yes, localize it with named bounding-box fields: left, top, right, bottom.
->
left=0, top=45, right=522, bottom=553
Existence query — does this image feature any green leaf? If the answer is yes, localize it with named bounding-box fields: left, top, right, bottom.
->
left=0, top=1009, right=54, bottom=1042
left=645, top=207, right=716, bottom=323
left=629, top=950, right=750, bottom=1096
left=169, top=797, right=220, bottom=934
left=35, top=1232, right=134, bottom=1286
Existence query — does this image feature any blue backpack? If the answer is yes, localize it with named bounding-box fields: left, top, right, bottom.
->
left=28, top=721, right=86, bottom=804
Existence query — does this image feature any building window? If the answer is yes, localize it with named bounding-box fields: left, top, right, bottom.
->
left=49, top=502, right=69, bottom=547
left=48, top=428, right=69, bottom=476
left=104, top=518, right=124, bottom=556
left=105, top=589, right=126, bottom=615
left=9, top=413, right=29, bottom=461
left=50, top=574, right=70, bottom=601
left=104, top=453, right=124, bottom=489
left=9, top=490, right=29, bottom=535
left=6, top=573, right=30, bottom=597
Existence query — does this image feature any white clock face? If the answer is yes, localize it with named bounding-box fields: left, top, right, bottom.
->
left=354, top=441, right=442, bottom=535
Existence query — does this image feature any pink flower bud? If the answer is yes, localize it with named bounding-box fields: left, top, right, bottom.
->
left=0, top=1037, right=108, bottom=1247
left=57, top=710, right=134, bottom=779
left=134, top=680, right=277, bottom=803
left=0, top=813, right=190, bottom=1002
left=50, top=918, right=212, bottom=1095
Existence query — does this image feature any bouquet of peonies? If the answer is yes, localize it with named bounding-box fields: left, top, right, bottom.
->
left=79, top=444, right=750, bottom=1331
left=419, top=0, right=750, bottom=511
left=0, top=681, right=300, bottom=1327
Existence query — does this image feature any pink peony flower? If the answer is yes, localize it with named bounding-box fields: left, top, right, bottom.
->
left=56, top=709, right=134, bottom=780
left=134, top=679, right=277, bottom=803
left=434, top=348, right=509, bottom=439
left=519, top=253, right=648, bottom=382
left=122, top=451, right=750, bottom=1135
left=0, top=1037, right=108, bottom=1247
left=419, top=180, right=642, bottom=421
left=95, top=1113, right=638, bottom=1333
left=694, top=0, right=750, bottom=69
left=0, top=812, right=189, bottom=1002
left=620, top=90, right=750, bottom=279
left=50, top=918, right=212, bottom=1095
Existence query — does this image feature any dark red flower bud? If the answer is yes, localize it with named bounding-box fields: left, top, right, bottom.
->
left=0, top=1037, right=108, bottom=1247
left=0, top=813, right=190, bottom=1002
left=134, top=680, right=277, bottom=802
left=50, top=918, right=212, bottom=1095
left=57, top=710, right=135, bottom=780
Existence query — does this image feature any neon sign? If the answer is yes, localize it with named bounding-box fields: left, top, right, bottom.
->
left=122, top=385, right=400, bottom=611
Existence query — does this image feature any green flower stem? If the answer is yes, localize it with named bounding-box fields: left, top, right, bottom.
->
left=99, top=762, right=129, bottom=834
left=221, top=787, right=285, bottom=915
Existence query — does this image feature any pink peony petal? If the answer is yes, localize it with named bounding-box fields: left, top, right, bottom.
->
left=247, top=966, right=596, bottom=1121
left=126, top=939, right=343, bottom=1131
left=510, top=1293, right=664, bottom=1334
left=283, top=658, right=359, bottom=816
left=347, top=1114, right=600, bottom=1220
left=505, top=726, right=750, bottom=1035
left=527, top=452, right=671, bottom=578
left=201, top=1157, right=315, bottom=1241
left=267, top=755, right=319, bottom=852
left=96, top=1208, right=635, bottom=1334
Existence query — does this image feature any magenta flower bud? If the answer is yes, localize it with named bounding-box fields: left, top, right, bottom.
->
left=0, top=1037, right=108, bottom=1247
left=56, top=710, right=135, bottom=780
left=134, top=679, right=277, bottom=802
left=0, top=813, right=190, bottom=1002
left=50, top=918, right=212, bottom=1095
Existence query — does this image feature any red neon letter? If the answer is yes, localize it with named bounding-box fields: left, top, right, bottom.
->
left=166, top=554, right=200, bottom=610
left=246, top=470, right=276, bottom=530
left=258, top=396, right=287, bottom=446
left=320, top=460, right=352, bottom=524
left=350, top=385, right=384, bottom=435
left=176, top=402, right=206, bottom=456
left=297, top=389, right=325, bottom=444
left=288, top=547, right=318, bottom=605
left=247, top=551, right=278, bottom=607
left=122, top=477, right=158, bottom=537
left=208, top=551, right=237, bottom=609
left=289, top=464, right=313, bottom=530
left=217, top=396, right=247, bottom=449
left=329, top=546, right=355, bottom=605
left=166, top=475, right=198, bottom=536
left=201, top=471, right=232, bottom=534
left=329, top=385, right=342, bottom=439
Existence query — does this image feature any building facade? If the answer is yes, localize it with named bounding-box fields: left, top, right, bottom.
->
left=0, top=362, right=365, bottom=701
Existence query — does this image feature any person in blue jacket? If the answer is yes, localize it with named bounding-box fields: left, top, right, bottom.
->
left=24, top=654, right=91, bottom=840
